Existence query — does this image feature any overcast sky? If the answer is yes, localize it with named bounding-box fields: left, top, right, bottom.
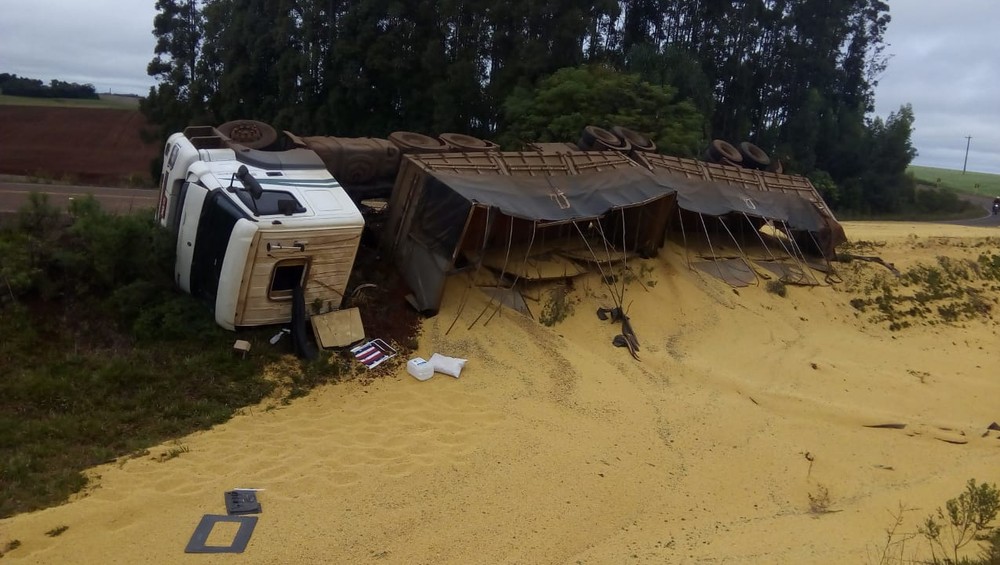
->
left=1, top=1, right=997, bottom=173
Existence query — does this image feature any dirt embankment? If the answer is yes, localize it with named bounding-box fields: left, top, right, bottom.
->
left=0, top=105, right=160, bottom=186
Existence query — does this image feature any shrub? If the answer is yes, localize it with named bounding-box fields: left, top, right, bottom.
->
left=539, top=285, right=575, bottom=326
left=913, top=187, right=980, bottom=216
left=919, top=479, right=1000, bottom=564
left=765, top=280, right=787, bottom=297
left=0, top=195, right=283, bottom=518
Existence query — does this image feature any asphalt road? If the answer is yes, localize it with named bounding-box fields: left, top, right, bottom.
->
left=0, top=181, right=159, bottom=214
left=950, top=194, right=1000, bottom=227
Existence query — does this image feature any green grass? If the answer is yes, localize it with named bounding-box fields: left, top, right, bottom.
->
left=0, top=193, right=409, bottom=519
left=0, top=93, right=140, bottom=109
left=909, top=165, right=1000, bottom=197
left=0, top=301, right=284, bottom=518
left=0, top=195, right=289, bottom=518
left=836, top=206, right=984, bottom=222
left=845, top=250, right=1000, bottom=331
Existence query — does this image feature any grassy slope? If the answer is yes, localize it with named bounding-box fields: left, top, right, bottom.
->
left=909, top=165, right=1000, bottom=197
left=0, top=195, right=420, bottom=519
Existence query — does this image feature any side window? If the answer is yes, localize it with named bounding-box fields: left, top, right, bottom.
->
left=268, top=259, right=309, bottom=301
left=166, top=144, right=180, bottom=169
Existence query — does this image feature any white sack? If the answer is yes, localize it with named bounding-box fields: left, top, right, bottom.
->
left=429, top=353, right=467, bottom=378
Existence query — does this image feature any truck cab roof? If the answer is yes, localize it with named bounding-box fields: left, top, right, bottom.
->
left=186, top=147, right=364, bottom=228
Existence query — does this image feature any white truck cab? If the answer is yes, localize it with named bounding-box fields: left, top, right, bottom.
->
left=156, top=127, right=364, bottom=330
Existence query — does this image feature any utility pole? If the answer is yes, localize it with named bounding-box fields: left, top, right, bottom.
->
left=962, top=136, right=972, bottom=174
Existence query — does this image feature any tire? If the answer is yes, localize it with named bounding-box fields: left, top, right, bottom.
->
left=738, top=141, right=771, bottom=170
left=439, top=133, right=499, bottom=151
left=578, top=125, right=629, bottom=151
left=216, top=119, right=278, bottom=150
left=388, top=131, right=449, bottom=153
left=611, top=126, right=656, bottom=152
left=706, top=139, right=742, bottom=164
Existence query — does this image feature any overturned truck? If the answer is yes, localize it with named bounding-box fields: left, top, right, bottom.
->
left=155, top=124, right=364, bottom=330
left=377, top=129, right=845, bottom=314
left=158, top=120, right=844, bottom=329
left=381, top=149, right=675, bottom=314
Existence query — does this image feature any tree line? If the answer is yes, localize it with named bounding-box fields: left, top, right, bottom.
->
left=143, top=0, right=925, bottom=215
left=0, top=73, right=99, bottom=100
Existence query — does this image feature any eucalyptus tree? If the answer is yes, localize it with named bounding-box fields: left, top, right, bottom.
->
left=143, top=0, right=205, bottom=134
left=140, top=0, right=910, bottom=213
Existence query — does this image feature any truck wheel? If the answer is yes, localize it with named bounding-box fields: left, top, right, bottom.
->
left=738, top=141, right=771, bottom=169
left=439, top=133, right=499, bottom=152
left=578, top=125, right=629, bottom=151
left=217, top=119, right=278, bottom=149
left=388, top=131, right=449, bottom=153
left=706, top=139, right=742, bottom=164
left=612, top=126, right=656, bottom=152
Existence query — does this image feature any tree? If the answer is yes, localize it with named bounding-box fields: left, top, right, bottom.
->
left=142, top=0, right=205, bottom=135
left=856, top=104, right=917, bottom=213
left=920, top=479, right=1000, bottom=565
left=626, top=43, right=715, bottom=139
left=136, top=0, right=907, bottom=214
left=499, top=64, right=704, bottom=155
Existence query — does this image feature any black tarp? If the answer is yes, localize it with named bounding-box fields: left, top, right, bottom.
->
left=428, top=167, right=675, bottom=222
left=398, top=167, right=676, bottom=313
left=396, top=164, right=836, bottom=313
left=660, top=174, right=826, bottom=232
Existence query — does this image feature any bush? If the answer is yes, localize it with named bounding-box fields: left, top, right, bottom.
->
left=765, top=280, right=787, bottom=297
left=539, top=285, right=575, bottom=326
left=0, top=194, right=174, bottom=304
left=919, top=479, right=1000, bottom=564
left=0, top=194, right=284, bottom=518
left=913, top=187, right=981, bottom=216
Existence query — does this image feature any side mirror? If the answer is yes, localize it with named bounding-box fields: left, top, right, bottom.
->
left=236, top=165, right=263, bottom=200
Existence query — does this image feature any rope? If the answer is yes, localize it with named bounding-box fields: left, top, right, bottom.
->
left=447, top=206, right=492, bottom=335
left=572, top=220, right=622, bottom=310
left=698, top=213, right=726, bottom=282
left=780, top=221, right=821, bottom=285
left=468, top=215, right=515, bottom=329
left=484, top=220, right=537, bottom=326
left=743, top=212, right=778, bottom=262
left=717, top=215, right=760, bottom=286
left=677, top=206, right=693, bottom=271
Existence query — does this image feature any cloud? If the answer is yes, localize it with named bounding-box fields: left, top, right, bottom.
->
left=0, top=0, right=157, bottom=94
left=874, top=0, right=1000, bottom=173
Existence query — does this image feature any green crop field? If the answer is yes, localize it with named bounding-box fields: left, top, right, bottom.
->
left=0, top=93, right=140, bottom=109
left=908, top=165, right=1000, bottom=197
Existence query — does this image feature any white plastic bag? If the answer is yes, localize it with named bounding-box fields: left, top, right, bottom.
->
left=429, top=353, right=467, bottom=378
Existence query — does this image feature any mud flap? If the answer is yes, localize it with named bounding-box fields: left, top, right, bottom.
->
left=291, top=283, right=318, bottom=360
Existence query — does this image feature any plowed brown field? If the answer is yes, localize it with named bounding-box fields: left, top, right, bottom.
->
left=0, top=105, right=160, bottom=186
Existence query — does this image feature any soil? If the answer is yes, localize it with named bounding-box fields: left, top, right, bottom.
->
left=347, top=225, right=423, bottom=353
left=0, top=105, right=161, bottom=186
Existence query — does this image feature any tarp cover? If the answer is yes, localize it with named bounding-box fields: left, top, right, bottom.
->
left=428, top=168, right=674, bottom=222
left=660, top=174, right=826, bottom=232
left=399, top=164, right=837, bottom=313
